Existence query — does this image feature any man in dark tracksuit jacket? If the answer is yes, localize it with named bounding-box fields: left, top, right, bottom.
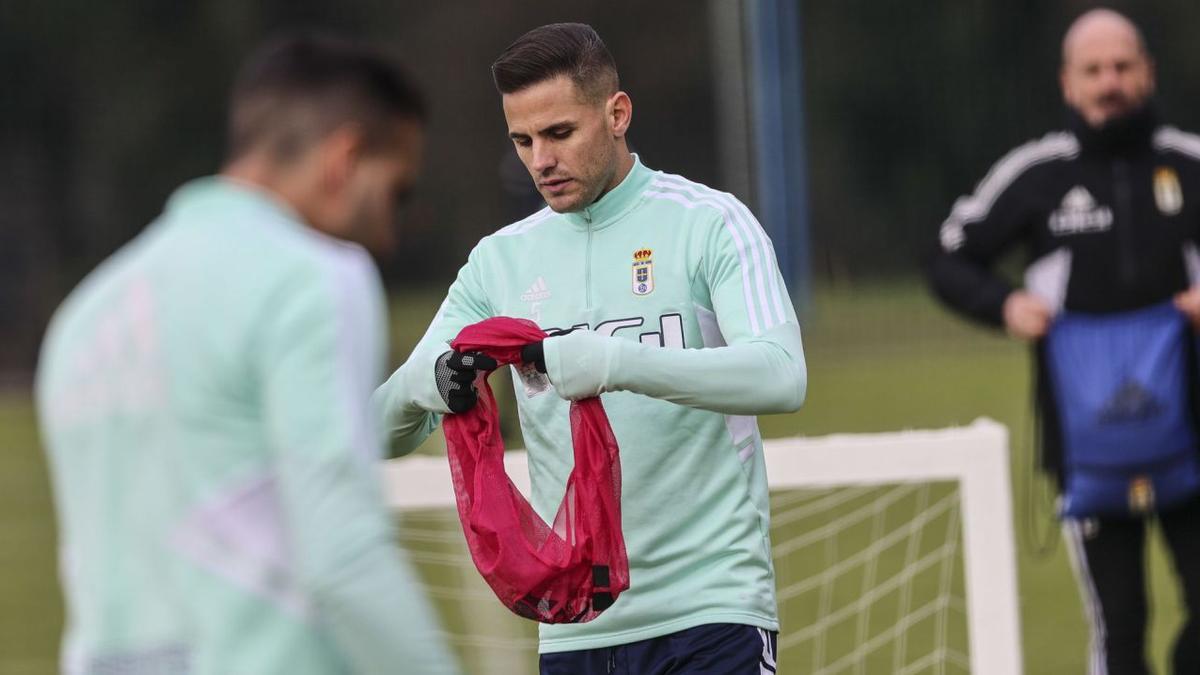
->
left=928, top=10, right=1200, bottom=674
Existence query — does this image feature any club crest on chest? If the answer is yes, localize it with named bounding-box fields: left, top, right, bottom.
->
left=632, top=248, right=654, bottom=296
left=1154, top=166, right=1183, bottom=216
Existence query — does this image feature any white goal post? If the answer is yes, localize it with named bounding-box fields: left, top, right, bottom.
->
left=383, top=418, right=1022, bottom=675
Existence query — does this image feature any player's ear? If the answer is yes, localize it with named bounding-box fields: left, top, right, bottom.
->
left=1058, top=67, right=1073, bottom=106
left=608, top=91, right=632, bottom=138
left=319, top=124, right=366, bottom=193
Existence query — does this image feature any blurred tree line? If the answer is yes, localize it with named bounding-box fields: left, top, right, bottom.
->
left=3, top=0, right=1200, bottom=374
left=0, top=0, right=717, bottom=373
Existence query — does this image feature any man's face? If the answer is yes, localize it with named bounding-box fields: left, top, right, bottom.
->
left=1061, top=21, right=1155, bottom=128
left=342, top=119, right=424, bottom=254
left=502, top=76, right=620, bottom=213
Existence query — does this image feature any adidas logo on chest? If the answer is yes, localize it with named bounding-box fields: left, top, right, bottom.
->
left=520, top=276, right=551, bottom=302
left=520, top=276, right=551, bottom=323
left=1048, top=186, right=1113, bottom=235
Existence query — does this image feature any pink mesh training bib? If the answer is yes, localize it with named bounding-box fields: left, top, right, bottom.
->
left=443, top=317, right=629, bottom=623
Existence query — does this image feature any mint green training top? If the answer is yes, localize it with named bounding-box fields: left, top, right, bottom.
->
left=375, top=157, right=808, bottom=653
left=36, top=179, right=459, bottom=675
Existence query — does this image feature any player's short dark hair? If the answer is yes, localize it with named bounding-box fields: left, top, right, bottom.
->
left=491, top=23, right=619, bottom=103
left=227, top=32, right=426, bottom=162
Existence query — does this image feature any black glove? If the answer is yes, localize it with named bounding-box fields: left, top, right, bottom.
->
left=519, top=327, right=580, bottom=375
left=435, top=350, right=498, bottom=413
left=520, top=341, right=546, bottom=374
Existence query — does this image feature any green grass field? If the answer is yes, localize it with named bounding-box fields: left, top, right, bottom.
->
left=1, top=283, right=1187, bottom=674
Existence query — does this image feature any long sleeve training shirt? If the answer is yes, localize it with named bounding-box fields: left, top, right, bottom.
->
left=375, top=157, right=807, bottom=653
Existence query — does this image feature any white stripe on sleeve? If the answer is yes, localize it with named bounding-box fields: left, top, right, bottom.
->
left=495, top=207, right=554, bottom=237
left=642, top=189, right=764, bottom=335
left=940, top=132, right=1079, bottom=252
left=645, top=175, right=790, bottom=334
left=1153, top=126, right=1200, bottom=160
left=651, top=176, right=788, bottom=327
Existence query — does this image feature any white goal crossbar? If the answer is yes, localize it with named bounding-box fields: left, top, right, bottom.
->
left=383, top=418, right=1022, bottom=675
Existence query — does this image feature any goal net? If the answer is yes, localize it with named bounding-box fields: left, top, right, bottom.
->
left=383, top=418, right=1021, bottom=675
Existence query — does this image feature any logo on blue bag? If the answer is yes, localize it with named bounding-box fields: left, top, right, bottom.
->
left=1098, top=379, right=1164, bottom=423
left=1128, top=475, right=1155, bottom=513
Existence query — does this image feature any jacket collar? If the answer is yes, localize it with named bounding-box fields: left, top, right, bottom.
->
left=561, top=154, right=653, bottom=231
left=1067, top=100, right=1159, bottom=157
left=166, top=176, right=306, bottom=227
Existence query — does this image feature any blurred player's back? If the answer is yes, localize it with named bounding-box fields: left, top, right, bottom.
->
left=39, top=180, right=402, bottom=673
left=36, top=33, right=458, bottom=675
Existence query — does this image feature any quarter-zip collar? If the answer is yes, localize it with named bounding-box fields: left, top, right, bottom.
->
left=166, top=176, right=307, bottom=229
left=1067, top=100, right=1158, bottom=159
left=562, top=154, right=653, bottom=232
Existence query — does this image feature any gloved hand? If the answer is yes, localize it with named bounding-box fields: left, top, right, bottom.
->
left=536, top=329, right=622, bottom=401
left=435, top=350, right=498, bottom=413
left=519, top=327, right=578, bottom=375
left=520, top=341, right=547, bottom=374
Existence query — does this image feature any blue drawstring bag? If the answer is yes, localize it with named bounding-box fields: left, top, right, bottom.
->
left=1046, top=301, right=1200, bottom=518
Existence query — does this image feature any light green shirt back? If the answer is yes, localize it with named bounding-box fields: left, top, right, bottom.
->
left=37, top=179, right=458, bottom=675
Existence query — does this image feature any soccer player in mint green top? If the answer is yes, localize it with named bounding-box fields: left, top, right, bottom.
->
left=374, top=23, right=805, bottom=674
left=36, top=35, right=459, bottom=675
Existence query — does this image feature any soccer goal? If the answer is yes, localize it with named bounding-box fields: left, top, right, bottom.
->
left=383, top=418, right=1021, bottom=675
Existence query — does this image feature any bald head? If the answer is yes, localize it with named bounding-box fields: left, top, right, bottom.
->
left=1062, top=9, right=1147, bottom=66
left=1059, top=9, right=1155, bottom=128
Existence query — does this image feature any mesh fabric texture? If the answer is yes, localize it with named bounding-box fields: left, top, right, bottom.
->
left=444, top=317, right=629, bottom=623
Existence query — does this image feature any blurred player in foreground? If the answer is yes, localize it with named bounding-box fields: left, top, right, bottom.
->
left=929, top=10, right=1200, bottom=674
left=375, top=22, right=805, bottom=675
left=36, top=33, right=460, bottom=674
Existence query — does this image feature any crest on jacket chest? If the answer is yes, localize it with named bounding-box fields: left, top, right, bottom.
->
left=1154, top=166, right=1183, bottom=216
